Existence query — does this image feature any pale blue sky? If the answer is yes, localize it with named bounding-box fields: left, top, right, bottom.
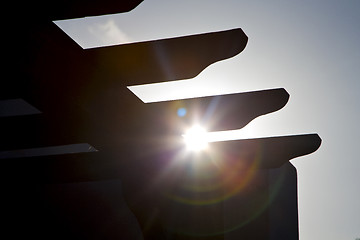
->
left=56, top=1, right=360, bottom=239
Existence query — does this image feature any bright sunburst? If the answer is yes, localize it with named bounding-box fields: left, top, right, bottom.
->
left=182, top=125, right=209, bottom=152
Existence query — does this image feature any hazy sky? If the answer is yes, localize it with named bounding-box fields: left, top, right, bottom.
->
left=56, top=1, right=360, bottom=239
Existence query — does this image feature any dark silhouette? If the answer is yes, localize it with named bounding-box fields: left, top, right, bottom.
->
left=2, top=24, right=248, bottom=151
left=0, top=88, right=286, bottom=151
left=1, top=1, right=321, bottom=240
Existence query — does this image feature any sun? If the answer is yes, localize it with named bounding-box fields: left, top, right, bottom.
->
left=182, top=125, right=209, bottom=152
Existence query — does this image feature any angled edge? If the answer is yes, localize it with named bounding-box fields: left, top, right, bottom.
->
left=208, top=134, right=322, bottom=169
left=86, top=28, right=248, bottom=85
left=144, top=88, right=289, bottom=133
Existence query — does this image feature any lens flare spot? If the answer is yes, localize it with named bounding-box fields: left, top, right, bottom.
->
left=177, top=107, right=187, bottom=117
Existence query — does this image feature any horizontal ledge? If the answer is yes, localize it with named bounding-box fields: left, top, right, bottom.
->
left=0, top=143, right=97, bottom=159
left=0, top=99, right=41, bottom=117
left=1, top=134, right=321, bottom=183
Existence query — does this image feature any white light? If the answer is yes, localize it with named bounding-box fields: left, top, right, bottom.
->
left=183, top=125, right=209, bottom=151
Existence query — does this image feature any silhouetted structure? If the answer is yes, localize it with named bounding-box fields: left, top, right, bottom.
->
left=1, top=1, right=321, bottom=240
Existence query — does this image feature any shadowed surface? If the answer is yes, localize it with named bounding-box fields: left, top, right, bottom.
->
left=2, top=134, right=321, bottom=239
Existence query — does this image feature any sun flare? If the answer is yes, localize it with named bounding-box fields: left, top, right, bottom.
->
left=182, top=125, right=209, bottom=152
